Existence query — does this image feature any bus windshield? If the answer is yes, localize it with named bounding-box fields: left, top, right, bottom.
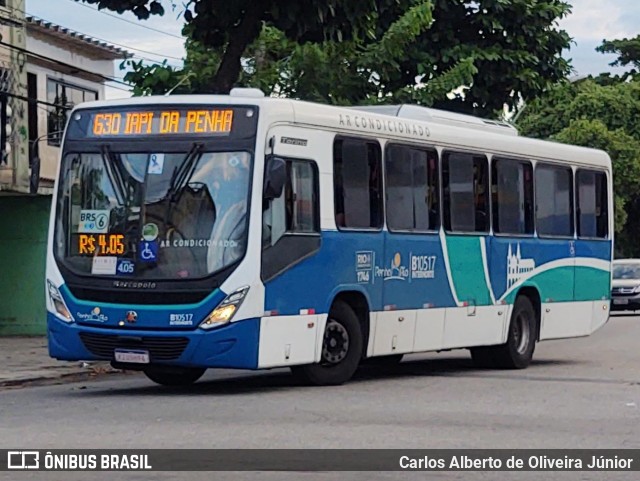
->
left=54, top=148, right=251, bottom=280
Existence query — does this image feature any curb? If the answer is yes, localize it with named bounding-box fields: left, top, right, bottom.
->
left=0, top=365, right=134, bottom=390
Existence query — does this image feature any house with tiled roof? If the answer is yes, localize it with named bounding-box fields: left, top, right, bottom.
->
left=25, top=14, right=131, bottom=189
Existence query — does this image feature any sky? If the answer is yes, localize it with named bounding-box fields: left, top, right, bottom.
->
left=24, top=0, right=640, bottom=99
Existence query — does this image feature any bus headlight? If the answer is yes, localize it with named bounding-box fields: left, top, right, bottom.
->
left=200, top=286, right=249, bottom=330
left=47, top=280, right=73, bottom=322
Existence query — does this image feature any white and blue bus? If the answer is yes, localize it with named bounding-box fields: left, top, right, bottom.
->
left=45, top=89, right=613, bottom=386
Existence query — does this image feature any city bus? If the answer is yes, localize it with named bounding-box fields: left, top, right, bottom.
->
left=45, top=89, right=613, bottom=386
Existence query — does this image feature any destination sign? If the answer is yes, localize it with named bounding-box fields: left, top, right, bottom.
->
left=89, top=109, right=234, bottom=137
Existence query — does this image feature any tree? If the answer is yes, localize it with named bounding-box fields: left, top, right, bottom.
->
left=123, top=3, right=478, bottom=107
left=392, top=0, right=573, bottom=115
left=83, top=0, right=405, bottom=94
left=85, top=0, right=571, bottom=116
left=516, top=79, right=640, bottom=255
left=597, top=36, right=640, bottom=73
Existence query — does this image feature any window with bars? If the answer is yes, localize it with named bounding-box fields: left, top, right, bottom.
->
left=47, top=79, right=98, bottom=146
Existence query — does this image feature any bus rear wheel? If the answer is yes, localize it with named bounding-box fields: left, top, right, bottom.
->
left=144, top=366, right=206, bottom=386
left=292, top=300, right=363, bottom=386
left=470, top=296, right=537, bottom=369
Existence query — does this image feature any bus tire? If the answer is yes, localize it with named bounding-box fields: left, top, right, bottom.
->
left=292, top=300, right=363, bottom=386
left=471, top=296, right=537, bottom=369
left=469, top=347, right=497, bottom=368
left=144, top=367, right=206, bottom=386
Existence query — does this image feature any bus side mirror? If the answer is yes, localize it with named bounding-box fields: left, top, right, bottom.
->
left=263, top=156, right=286, bottom=201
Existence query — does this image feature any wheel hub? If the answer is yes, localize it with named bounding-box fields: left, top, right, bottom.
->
left=514, top=312, right=530, bottom=355
left=322, top=319, right=349, bottom=364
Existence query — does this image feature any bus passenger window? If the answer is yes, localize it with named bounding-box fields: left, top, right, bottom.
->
left=577, top=170, right=608, bottom=239
left=535, top=164, right=573, bottom=237
left=333, top=138, right=383, bottom=229
left=262, top=159, right=318, bottom=247
left=491, top=158, right=534, bottom=235
left=385, top=144, right=439, bottom=232
left=442, top=152, right=489, bottom=233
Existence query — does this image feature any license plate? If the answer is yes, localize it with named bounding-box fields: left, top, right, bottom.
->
left=613, top=299, right=629, bottom=305
left=114, top=349, right=150, bottom=364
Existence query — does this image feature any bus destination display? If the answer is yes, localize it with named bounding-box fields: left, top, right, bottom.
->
left=90, top=109, right=234, bottom=137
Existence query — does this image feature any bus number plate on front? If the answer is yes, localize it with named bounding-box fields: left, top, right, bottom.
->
left=114, top=349, right=150, bottom=364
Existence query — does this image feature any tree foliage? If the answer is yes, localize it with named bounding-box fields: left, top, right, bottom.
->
left=396, top=0, right=573, bottom=115
left=123, top=2, right=479, bottom=107
left=597, top=36, right=640, bottom=72
left=84, top=0, right=572, bottom=116
left=85, top=0, right=400, bottom=94
left=517, top=79, right=640, bottom=255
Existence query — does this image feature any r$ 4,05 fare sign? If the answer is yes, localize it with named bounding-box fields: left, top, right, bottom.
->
left=78, top=234, right=125, bottom=256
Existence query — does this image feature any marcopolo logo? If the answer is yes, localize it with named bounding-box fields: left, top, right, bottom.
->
left=78, top=210, right=109, bottom=234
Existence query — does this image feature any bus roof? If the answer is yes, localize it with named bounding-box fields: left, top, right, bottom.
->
left=73, top=93, right=611, bottom=170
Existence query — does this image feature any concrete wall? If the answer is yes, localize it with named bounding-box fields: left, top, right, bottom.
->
left=0, top=195, right=51, bottom=335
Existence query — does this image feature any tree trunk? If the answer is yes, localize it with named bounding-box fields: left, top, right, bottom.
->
left=208, top=1, right=266, bottom=93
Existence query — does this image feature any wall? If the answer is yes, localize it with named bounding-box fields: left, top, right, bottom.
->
left=0, top=0, right=29, bottom=193
left=0, top=194, right=51, bottom=335
left=26, top=33, right=118, bottom=80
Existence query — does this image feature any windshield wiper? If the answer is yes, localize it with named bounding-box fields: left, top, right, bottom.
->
left=167, top=143, right=204, bottom=204
left=100, top=145, right=126, bottom=206
left=163, top=143, right=208, bottom=227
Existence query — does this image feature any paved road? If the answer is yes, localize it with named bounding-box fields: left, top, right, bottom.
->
left=1, top=314, right=639, bottom=481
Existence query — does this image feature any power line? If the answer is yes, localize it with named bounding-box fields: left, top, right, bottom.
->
left=103, top=82, right=133, bottom=93
left=68, top=0, right=184, bottom=40
left=0, top=37, right=132, bottom=91
left=1, top=89, right=71, bottom=110
left=0, top=5, right=183, bottom=68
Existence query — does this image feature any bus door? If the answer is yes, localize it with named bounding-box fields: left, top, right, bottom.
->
left=573, top=169, right=611, bottom=335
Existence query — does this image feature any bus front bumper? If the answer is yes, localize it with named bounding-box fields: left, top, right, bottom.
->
left=47, top=313, right=260, bottom=370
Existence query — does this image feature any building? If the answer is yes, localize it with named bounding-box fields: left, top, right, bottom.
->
left=24, top=14, right=130, bottom=190
left=0, top=0, right=130, bottom=335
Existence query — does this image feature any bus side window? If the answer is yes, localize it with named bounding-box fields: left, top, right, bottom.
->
left=535, top=164, right=574, bottom=237
left=333, top=137, right=383, bottom=230
left=385, top=144, right=440, bottom=232
left=491, top=158, right=534, bottom=235
left=262, top=159, right=319, bottom=248
left=442, top=151, right=489, bottom=233
left=576, top=169, right=608, bottom=239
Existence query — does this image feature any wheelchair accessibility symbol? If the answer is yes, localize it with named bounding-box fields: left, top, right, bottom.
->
left=138, top=241, right=158, bottom=262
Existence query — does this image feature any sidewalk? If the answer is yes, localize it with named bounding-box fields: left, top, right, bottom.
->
left=0, top=336, right=125, bottom=388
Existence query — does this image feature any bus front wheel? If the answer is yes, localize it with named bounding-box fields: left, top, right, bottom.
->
left=470, top=295, right=537, bottom=369
left=292, top=300, right=363, bottom=386
left=144, top=366, right=206, bottom=386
